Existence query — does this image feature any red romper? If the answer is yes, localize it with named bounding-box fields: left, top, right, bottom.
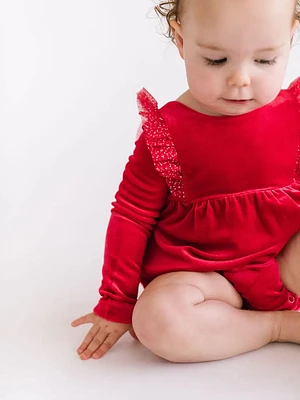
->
left=94, top=78, right=300, bottom=324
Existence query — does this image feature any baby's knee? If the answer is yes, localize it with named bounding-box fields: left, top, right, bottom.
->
left=133, top=284, right=189, bottom=338
left=132, top=284, right=204, bottom=362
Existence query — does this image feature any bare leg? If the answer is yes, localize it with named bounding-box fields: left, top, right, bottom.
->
left=132, top=271, right=300, bottom=363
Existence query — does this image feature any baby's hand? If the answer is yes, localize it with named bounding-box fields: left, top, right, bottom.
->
left=71, top=313, right=131, bottom=360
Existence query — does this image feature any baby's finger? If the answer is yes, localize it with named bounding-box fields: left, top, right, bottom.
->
left=80, top=331, right=108, bottom=360
left=92, top=334, right=120, bottom=359
left=77, top=324, right=101, bottom=355
left=71, top=313, right=94, bottom=327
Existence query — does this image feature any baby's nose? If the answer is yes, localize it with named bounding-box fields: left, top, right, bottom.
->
left=227, top=69, right=251, bottom=88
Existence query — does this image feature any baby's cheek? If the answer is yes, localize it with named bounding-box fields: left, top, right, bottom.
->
left=195, top=84, right=220, bottom=104
left=258, top=85, right=281, bottom=106
left=259, top=66, right=286, bottom=101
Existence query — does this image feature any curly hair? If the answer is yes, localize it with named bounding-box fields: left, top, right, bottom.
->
left=155, top=0, right=300, bottom=43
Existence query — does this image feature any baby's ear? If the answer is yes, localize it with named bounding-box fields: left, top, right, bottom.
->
left=170, top=20, right=184, bottom=60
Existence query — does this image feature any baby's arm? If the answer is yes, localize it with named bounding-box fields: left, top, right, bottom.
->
left=72, top=131, right=168, bottom=359
left=94, top=132, right=168, bottom=323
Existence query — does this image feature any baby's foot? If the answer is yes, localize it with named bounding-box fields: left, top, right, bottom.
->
left=129, top=326, right=139, bottom=341
left=276, top=310, right=300, bottom=344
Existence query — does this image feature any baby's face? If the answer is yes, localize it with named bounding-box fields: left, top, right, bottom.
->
left=172, top=0, right=298, bottom=116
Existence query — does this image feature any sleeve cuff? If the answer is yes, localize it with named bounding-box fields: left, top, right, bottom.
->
left=93, top=297, right=136, bottom=324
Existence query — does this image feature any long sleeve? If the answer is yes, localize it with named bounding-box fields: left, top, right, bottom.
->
left=93, top=132, right=168, bottom=323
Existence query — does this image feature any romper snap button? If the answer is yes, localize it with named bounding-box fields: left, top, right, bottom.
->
left=288, top=296, right=295, bottom=303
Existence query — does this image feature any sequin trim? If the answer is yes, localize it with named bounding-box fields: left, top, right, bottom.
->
left=137, top=88, right=185, bottom=199
left=289, top=78, right=300, bottom=179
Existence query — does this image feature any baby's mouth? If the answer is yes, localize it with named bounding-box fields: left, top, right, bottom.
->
left=223, top=98, right=253, bottom=104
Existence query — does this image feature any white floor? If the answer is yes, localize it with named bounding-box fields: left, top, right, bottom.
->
left=2, top=239, right=300, bottom=400
left=2, top=2, right=300, bottom=398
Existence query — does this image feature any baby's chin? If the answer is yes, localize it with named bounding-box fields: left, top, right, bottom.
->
left=218, top=108, right=258, bottom=117
left=211, top=100, right=262, bottom=117
left=187, top=92, right=267, bottom=116
left=192, top=98, right=259, bottom=117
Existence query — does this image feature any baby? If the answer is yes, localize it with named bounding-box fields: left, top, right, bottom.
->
left=72, top=0, right=300, bottom=363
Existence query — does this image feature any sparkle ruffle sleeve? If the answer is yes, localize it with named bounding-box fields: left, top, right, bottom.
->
left=93, top=91, right=168, bottom=324
left=138, top=88, right=185, bottom=199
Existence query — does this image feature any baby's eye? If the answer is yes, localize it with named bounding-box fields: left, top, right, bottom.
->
left=204, top=58, right=227, bottom=66
left=255, top=58, right=277, bottom=65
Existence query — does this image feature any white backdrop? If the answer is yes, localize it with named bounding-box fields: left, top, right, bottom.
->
left=1, top=2, right=300, bottom=399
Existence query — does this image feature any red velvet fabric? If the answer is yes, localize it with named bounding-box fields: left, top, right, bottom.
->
left=94, top=78, right=300, bottom=323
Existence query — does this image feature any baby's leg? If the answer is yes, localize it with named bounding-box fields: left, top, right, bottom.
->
left=132, top=271, right=299, bottom=363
